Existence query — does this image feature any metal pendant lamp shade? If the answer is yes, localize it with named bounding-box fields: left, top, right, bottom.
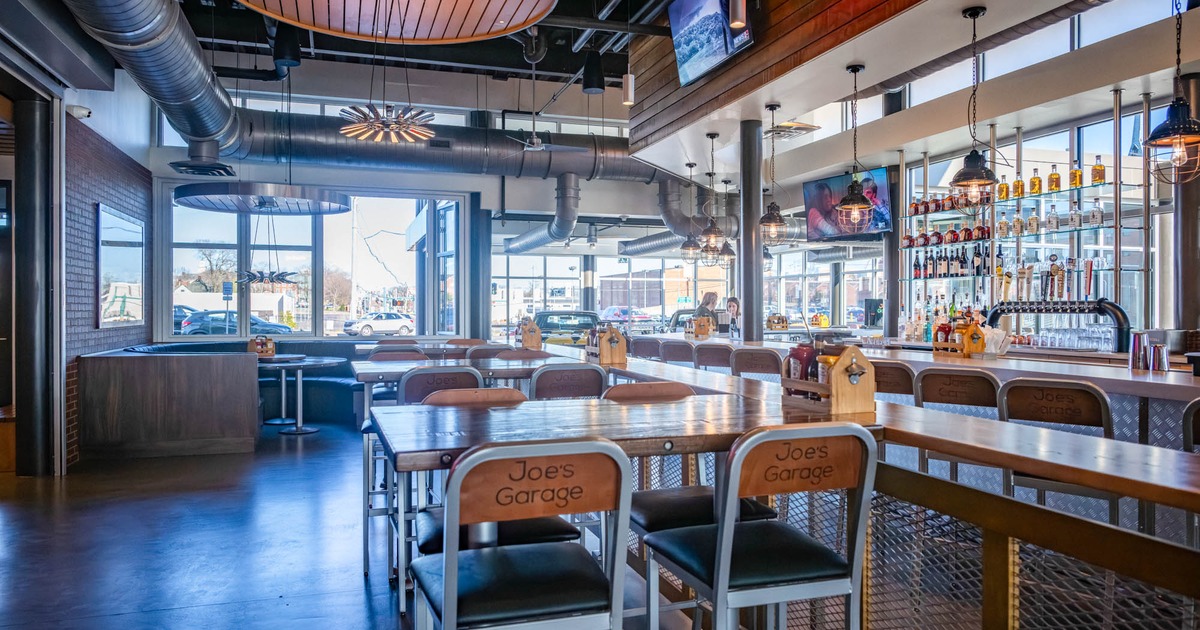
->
left=835, top=177, right=873, bottom=233
left=758, top=200, right=787, bottom=246
left=680, top=234, right=702, bottom=263
left=699, top=243, right=721, bottom=267
left=950, top=148, right=998, bottom=203
left=716, top=241, right=737, bottom=269
left=700, top=218, right=726, bottom=249
left=582, top=51, right=605, bottom=94
left=1146, top=97, right=1200, bottom=184
left=173, top=182, right=351, bottom=215
left=729, top=0, right=747, bottom=29
left=622, top=72, right=635, bottom=106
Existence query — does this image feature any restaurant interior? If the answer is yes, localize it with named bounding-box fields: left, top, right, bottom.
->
left=1, top=0, right=1199, bottom=628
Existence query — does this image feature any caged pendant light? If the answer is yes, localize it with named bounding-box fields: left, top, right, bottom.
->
left=758, top=104, right=789, bottom=245
left=1145, top=0, right=1200, bottom=185
left=835, top=64, right=874, bottom=234
left=948, top=7, right=998, bottom=203
left=679, top=162, right=703, bottom=263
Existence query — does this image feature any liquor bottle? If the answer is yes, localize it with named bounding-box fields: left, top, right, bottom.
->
left=921, top=196, right=932, bottom=215
left=972, top=244, right=984, bottom=276
left=937, top=249, right=949, bottom=278
left=1088, top=197, right=1104, bottom=226
left=1048, top=164, right=1062, bottom=192
left=945, top=193, right=957, bottom=211
left=949, top=249, right=960, bottom=277
left=981, top=186, right=993, bottom=205
left=1012, top=172, right=1025, bottom=198
left=913, top=253, right=923, bottom=279
left=961, top=247, right=971, bottom=277
left=930, top=224, right=944, bottom=246
left=1027, top=208, right=1040, bottom=235
left=909, top=197, right=921, bottom=217
left=1091, top=155, right=1106, bottom=185
left=947, top=223, right=961, bottom=244
left=996, top=175, right=1010, bottom=201
left=997, top=211, right=1011, bottom=238
left=1068, top=201, right=1083, bottom=228
left=916, top=221, right=930, bottom=247
left=1069, top=160, right=1084, bottom=188
left=1012, top=208, right=1026, bottom=236
left=961, top=222, right=974, bottom=242
left=925, top=251, right=935, bottom=278
left=949, top=293, right=958, bottom=318
left=1046, top=204, right=1060, bottom=231
left=932, top=195, right=944, bottom=213
left=901, top=231, right=914, bottom=248
left=1029, top=168, right=1043, bottom=196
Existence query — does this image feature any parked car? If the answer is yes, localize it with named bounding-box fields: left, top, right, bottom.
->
left=173, top=304, right=197, bottom=332
left=530, top=310, right=599, bottom=345
left=342, top=312, right=415, bottom=336
left=180, top=310, right=293, bottom=335
left=599, top=306, right=657, bottom=333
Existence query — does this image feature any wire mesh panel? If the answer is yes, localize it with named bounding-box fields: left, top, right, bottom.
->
left=1017, top=542, right=1198, bottom=629
left=776, top=489, right=854, bottom=628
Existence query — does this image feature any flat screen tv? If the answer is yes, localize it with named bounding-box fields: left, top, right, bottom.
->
left=667, top=0, right=753, bottom=87
left=803, top=168, right=894, bottom=242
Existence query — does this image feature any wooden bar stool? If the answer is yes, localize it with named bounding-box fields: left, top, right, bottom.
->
left=915, top=367, right=1000, bottom=481
left=410, top=438, right=632, bottom=630
left=694, top=343, right=734, bottom=373
left=529, top=364, right=608, bottom=400
left=630, top=337, right=662, bottom=360
left=644, top=423, right=877, bottom=630
left=464, top=344, right=514, bottom=360
left=1184, top=399, right=1199, bottom=547
left=998, top=378, right=1120, bottom=525
left=729, top=348, right=782, bottom=382
left=659, top=340, right=694, bottom=365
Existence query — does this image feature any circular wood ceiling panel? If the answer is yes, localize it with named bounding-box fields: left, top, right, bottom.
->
left=237, top=0, right=558, bottom=45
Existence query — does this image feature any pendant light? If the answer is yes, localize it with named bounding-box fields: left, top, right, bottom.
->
left=622, top=0, right=635, bottom=106
left=715, top=178, right=737, bottom=270
left=699, top=132, right=727, bottom=258
left=586, top=224, right=599, bottom=249
left=729, top=0, right=747, bottom=29
left=835, top=64, right=874, bottom=234
left=1146, top=0, right=1200, bottom=185
left=759, top=104, right=788, bottom=245
left=948, top=7, right=997, bottom=202
left=680, top=162, right=703, bottom=263
left=582, top=50, right=605, bottom=94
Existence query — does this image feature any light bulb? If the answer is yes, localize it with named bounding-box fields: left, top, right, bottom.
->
left=965, top=185, right=982, bottom=205
left=1172, top=138, right=1189, bottom=168
left=850, top=208, right=862, bottom=223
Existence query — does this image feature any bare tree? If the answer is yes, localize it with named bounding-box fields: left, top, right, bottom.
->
left=324, top=266, right=353, bottom=310
left=194, top=247, right=237, bottom=291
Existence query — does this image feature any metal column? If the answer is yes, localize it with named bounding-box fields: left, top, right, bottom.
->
left=466, top=193, right=490, bottom=341
left=738, top=119, right=764, bottom=341
left=1176, top=74, right=1200, bottom=328
left=581, top=255, right=597, bottom=312
left=14, top=99, right=53, bottom=476
left=1112, top=89, right=1124, bottom=306
left=1141, top=93, right=1153, bottom=328
left=882, top=150, right=903, bottom=337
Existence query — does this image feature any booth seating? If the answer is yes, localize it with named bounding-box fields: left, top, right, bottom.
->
left=644, top=424, right=877, bottom=630
left=369, top=345, right=426, bottom=358
left=409, top=438, right=631, bottom=630
left=914, top=367, right=1001, bottom=481
left=998, top=378, right=1120, bottom=524
left=528, top=364, right=608, bottom=400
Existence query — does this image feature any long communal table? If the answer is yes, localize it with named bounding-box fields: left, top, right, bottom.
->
left=351, top=356, right=581, bottom=385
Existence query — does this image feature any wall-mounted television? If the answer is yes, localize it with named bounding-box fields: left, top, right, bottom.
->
left=803, top=168, right=894, bottom=243
left=667, top=0, right=753, bottom=87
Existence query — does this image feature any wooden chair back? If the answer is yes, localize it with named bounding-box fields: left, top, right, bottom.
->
left=730, top=347, right=783, bottom=377
left=495, top=348, right=554, bottom=360
left=872, top=360, right=916, bottom=396
left=915, top=367, right=1000, bottom=408
left=630, top=338, right=662, bottom=360
left=422, top=387, right=527, bottom=406
left=530, top=364, right=608, bottom=399
left=733, top=423, right=875, bottom=498
left=694, top=343, right=734, bottom=369
left=998, top=378, right=1113, bottom=438
left=397, top=366, right=483, bottom=404
left=464, top=344, right=514, bottom=360
left=659, top=340, right=695, bottom=363
left=368, top=351, right=430, bottom=362
left=601, top=381, right=694, bottom=404
left=446, top=338, right=486, bottom=347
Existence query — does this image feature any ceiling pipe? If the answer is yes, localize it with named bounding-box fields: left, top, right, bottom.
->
left=617, top=180, right=740, bottom=256
left=571, top=0, right=622, bottom=52
left=805, top=245, right=883, bottom=264
left=213, top=18, right=302, bottom=82
left=504, top=173, right=581, bottom=254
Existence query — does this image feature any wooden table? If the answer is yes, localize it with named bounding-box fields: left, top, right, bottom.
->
left=257, top=356, right=346, bottom=435
left=351, top=356, right=583, bottom=383
left=354, top=343, right=476, bottom=358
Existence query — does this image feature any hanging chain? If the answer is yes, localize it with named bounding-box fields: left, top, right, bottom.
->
left=1174, top=0, right=1183, bottom=96
left=769, top=107, right=777, bottom=190
left=968, top=14, right=980, bottom=147
left=851, top=69, right=859, bottom=174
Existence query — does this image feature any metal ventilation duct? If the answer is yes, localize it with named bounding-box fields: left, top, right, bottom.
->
left=173, top=182, right=351, bottom=215
left=618, top=180, right=740, bottom=256
left=805, top=245, right=883, bottom=264
left=504, top=174, right=581, bottom=254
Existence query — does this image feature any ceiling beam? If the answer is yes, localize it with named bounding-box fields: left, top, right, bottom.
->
left=540, top=16, right=671, bottom=38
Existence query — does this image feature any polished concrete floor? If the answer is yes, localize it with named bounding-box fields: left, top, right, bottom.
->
left=0, top=422, right=687, bottom=629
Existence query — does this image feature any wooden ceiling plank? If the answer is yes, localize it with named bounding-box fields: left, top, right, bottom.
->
left=457, top=0, right=492, bottom=41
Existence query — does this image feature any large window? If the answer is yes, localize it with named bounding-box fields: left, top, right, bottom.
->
left=1078, top=0, right=1173, bottom=47
left=490, top=255, right=582, bottom=342
left=171, top=206, right=239, bottom=336
left=436, top=201, right=459, bottom=334
left=598, top=257, right=727, bottom=327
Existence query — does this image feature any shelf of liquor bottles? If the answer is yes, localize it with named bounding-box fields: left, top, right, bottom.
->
left=993, top=222, right=1143, bottom=243
left=900, top=274, right=992, bottom=283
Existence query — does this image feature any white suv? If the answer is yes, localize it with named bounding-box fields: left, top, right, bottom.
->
left=342, top=312, right=414, bottom=336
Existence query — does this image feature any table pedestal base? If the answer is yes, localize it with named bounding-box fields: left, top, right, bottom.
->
left=263, top=417, right=296, bottom=426
left=280, top=426, right=319, bottom=435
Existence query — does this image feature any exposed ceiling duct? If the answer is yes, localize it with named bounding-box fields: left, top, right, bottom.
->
left=805, top=245, right=883, bottom=265
left=618, top=180, right=741, bottom=256
left=504, top=174, right=581, bottom=254
left=858, top=0, right=1115, bottom=98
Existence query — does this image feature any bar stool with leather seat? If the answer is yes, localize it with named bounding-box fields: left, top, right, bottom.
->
left=644, top=423, right=877, bottom=630
left=914, top=367, right=1000, bottom=481
left=729, top=348, right=782, bottom=382
left=694, top=343, right=734, bottom=373
left=659, top=340, right=695, bottom=366
left=410, top=438, right=632, bottom=630
left=1184, top=398, right=1199, bottom=547
left=630, top=337, right=662, bottom=360
left=529, top=363, right=608, bottom=400
left=998, top=377, right=1120, bottom=524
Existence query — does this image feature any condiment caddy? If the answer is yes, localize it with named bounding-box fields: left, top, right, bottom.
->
left=518, top=317, right=542, bottom=350
left=585, top=324, right=627, bottom=366
left=780, top=344, right=876, bottom=422
left=248, top=335, right=276, bottom=358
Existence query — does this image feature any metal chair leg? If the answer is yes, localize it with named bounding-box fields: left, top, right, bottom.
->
left=363, top=433, right=372, bottom=576
left=646, top=550, right=660, bottom=630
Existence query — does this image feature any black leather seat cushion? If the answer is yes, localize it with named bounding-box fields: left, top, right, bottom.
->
left=414, top=508, right=581, bottom=555
left=409, top=542, right=609, bottom=626
left=644, top=520, right=849, bottom=590
left=630, top=486, right=777, bottom=533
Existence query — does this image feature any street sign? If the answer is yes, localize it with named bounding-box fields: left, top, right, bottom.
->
left=222, top=281, right=233, bottom=303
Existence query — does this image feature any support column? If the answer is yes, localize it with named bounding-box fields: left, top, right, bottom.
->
left=738, top=119, right=763, bottom=341
left=883, top=151, right=903, bottom=337
left=581, top=255, right=597, bottom=312
left=1176, top=74, right=1200, bottom=329
left=14, top=99, right=53, bottom=476
left=466, top=193, right=490, bottom=341
left=830, top=262, right=845, bottom=328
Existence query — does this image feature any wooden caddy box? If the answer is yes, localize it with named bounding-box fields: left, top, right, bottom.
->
left=248, top=335, right=276, bottom=357
left=766, top=314, right=790, bottom=331
left=933, top=321, right=986, bottom=359
left=780, top=346, right=877, bottom=423
left=586, top=325, right=627, bottom=366
left=519, top=319, right=542, bottom=350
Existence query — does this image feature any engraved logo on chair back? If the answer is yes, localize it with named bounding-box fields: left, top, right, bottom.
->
left=533, top=368, right=605, bottom=399
left=402, top=371, right=481, bottom=404
left=732, top=350, right=781, bottom=375
left=873, top=364, right=915, bottom=395
left=458, top=453, right=621, bottom=524
left=738, top=435, right=864, bottom=497
left=695, top=345, right=732, bottom=368
left=1004, top=384, right=1106, bottom=428
left=920, top=372, right=997, bottom=407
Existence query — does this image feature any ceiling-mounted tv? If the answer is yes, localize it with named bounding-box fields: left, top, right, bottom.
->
left=804, top=168, right=894, bottom=243
left=667, top=0, right=753, bottom=87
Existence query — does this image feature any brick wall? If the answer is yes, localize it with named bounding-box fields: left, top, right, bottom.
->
left=64, top=116, right=153, bottom=467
